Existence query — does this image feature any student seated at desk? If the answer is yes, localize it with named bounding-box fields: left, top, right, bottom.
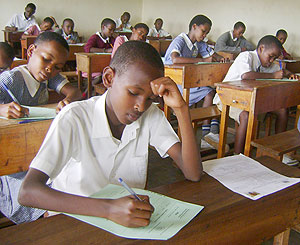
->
left=115, top=12, right=132, bottom=31
left=111, top=23, right=149, bottom=57
left=213, top=35, right=298, bottom=158
left=148, top=18, right=172, bottom=39
left=5, top=3, right=37, bottom=32
left=17, top=41, right=202, bottom=227
left=0, top=42, right=15, bottom=74
left=214, top=21, right=255, bottom=53
left=22, top=17, right=55, bottom=37
left=84, top=18, right=115, bottom=53
left=0, top=31, right=82, bottom=118
left=164, top=14, right=226, bottom=150
left=276, top=29, right=293, bottom=60
left=55, top=18, right=80, bottom=44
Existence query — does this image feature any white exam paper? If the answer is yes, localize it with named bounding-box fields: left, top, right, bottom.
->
left=203, top=154, right=300, bottom=200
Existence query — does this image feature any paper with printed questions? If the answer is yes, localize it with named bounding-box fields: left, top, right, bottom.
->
left=65, top=184, right=204, bottom=240
left=203, top=154, right=300, bottom=200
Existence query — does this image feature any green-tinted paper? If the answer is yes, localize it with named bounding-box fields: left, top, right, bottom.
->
left=0, top=106, right=56, bottom=120
left=65, top=184, right=204, bottom=240
left=256, top=78, right=299, bottom=82
left=195, top=62, right=220, bottom=65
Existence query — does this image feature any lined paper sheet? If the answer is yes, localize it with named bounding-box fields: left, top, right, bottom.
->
left=203, top=154, right=300, bottom=200
left=0, top=106, right=56, bottom=120
left=65, top=184, right=204, bottom=240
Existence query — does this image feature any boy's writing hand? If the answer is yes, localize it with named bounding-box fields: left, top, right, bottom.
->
left=273, top=70, right=284, bottom=79
left=150, top=77, right=186, bottom=110
left=56, top=99, right=71, bottom=113
left=289, top=73, right=299, bottom=80
left=0, top=102, right=29, bottom=119
left=107, top=195, right=154, bottom=227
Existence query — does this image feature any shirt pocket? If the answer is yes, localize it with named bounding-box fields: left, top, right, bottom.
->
left=129, top=154, right=148, bottom=188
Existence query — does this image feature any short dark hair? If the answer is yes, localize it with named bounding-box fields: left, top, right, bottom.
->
left=257, top=35, right=283, bottom=50
left=234, top=21, right=246, bottom=30
left=110, top=41, right=164, bottom=76
left=63, top=18, right=74, bottom=25
left=0, top=42, right=15, bottom=60
left=122, top=12, right=131, bottom=19
left=155, top=18, right=163, bottom=23
left=276, top=29, right=288, bottom=37
left=101, top=18, right=116, bottom=27
left=189, top=15, right=212, bottom=31
left=133, top=23, right=149, bottom=34
left=34, top=32, right=69, bottom=52
left=26, top=3, right=36, bottom=10
left=43, top=17, right=54, bottom=27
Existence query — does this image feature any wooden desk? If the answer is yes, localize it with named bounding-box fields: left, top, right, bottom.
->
left=0, top=104, right=56, bottom=176
left=3, top=30, right=24, bottom=58
left=1, top=156, right=299, bottom=244
left=10, top=59, right=27, bottom=69
left=21, top=36, right=36, bottom=59
left=76, top=52, right=111, bottom=98
left=216, top=80, right=300, bottom=158
left=285, top=58, right=300, bottom=73
left=114, top=30, right=132, bottom=39
left=217, top=51, right=239, bottom=60
left=68, top=44, right=85, bottom=62
left=164, top=62, right=232, bottom=120
left=149, top=39, right=172, bottom=57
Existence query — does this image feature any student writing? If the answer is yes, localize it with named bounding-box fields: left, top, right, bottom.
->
left=18, top=41, right=202, bottom=227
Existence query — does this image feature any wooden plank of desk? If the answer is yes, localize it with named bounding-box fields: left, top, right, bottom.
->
left=1, top=156, right=299, bottom=244
left=68, top=44, right=85, bottom=61
left=21, top=36, right=36, bottom=59
left=10, top=59, right=27, bottom=69
left=0, top=104, right=56, bottom=176
left=217, top=51, right=239, bottom=60
left=285, top=58, right=300, bottom=73
left=3, top=30, right=24, bottom=43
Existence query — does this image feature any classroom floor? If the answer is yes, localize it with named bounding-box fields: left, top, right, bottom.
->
left=146, top=112, right=300, bottom=244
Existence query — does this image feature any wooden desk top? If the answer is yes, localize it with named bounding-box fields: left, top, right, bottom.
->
left=1, top=156, right=300, bottom=244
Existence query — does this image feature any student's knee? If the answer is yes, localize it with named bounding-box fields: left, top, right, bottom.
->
left=207, top=89, right=215, bottom=99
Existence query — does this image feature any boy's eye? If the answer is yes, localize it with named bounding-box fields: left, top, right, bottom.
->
left=128, top=90, right=138, bottom=96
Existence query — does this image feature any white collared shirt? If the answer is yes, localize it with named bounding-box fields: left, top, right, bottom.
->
left=115, top=18, right=131, bottom=29
left=30, top=92, right=179, bottom=196
left=148, top=27, right=170, bottom=38
left=96, top=32, right=110, bottom=43
left=213, top=50, right=280, bottom=104
left=6, top=13, right=37, bottom=31
left=231, top=30, right=238, bottom=42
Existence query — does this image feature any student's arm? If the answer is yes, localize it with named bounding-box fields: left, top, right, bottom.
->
left=241, top=70, right=284, bottom=79
left=56, top=83, right=82, bottom=112
left=5, top=26, right=17, bottom=31
left=84, top=35, right=111, bottom=53
left=0, top=102, right=29, bottom=118
left=150, top=77, right=202, bottom=181
left=19, top=168, right=154, bottom=227
left=171, top=52, right=210, bottom=64
left=215, top=32, right=242, bottom=53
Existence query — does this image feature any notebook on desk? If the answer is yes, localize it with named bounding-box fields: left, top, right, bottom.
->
left=0, top=106, right=56, bottom=120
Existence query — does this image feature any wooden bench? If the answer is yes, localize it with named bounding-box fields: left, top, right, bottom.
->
left=251, top=128, right=300, bottom=161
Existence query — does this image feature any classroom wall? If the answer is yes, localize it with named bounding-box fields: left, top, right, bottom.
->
left=1, top=0, right=143, bottom=42
left=142, top=0, right=300, bottom=57
left=2, top=0, right=300, bottom=56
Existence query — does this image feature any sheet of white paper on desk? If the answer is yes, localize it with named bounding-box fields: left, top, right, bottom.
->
left=65, top=184, right=204, bottom=240
left=203, top=154, right=300, bottom=200
left=69, top=43, right=85, bottom=46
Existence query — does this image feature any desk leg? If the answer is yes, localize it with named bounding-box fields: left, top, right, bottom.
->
left=87, top=73, right=92, bottom=99
left=273, top=229, right=290, bottom=245
left=22, top=48, right=25, bottom=60
left=78, top=71, right=82, bottom=92
left=244, top=112, right=257, bottom=156
left=294, top=105, right=300, bottom=128
left=218, top=104, right=229, bottom=158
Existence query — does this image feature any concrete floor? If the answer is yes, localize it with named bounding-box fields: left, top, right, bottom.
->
left=146, top=112, right=300, bottom=244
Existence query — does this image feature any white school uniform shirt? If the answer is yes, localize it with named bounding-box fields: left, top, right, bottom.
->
left=213, top=50, right=280, bottom=105
left=148, top=27, right=170, bottom=37
left=6, top=13, right=37, bottom=31
left=115, top=18, right=132, bottom=29
left=30, top=92, right=179, bottom=197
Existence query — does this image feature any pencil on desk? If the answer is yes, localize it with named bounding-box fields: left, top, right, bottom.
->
left=110, top=43, right=114, bottom=49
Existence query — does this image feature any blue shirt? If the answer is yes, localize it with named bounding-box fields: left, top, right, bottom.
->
left=0, top=65, right=68, bottom=106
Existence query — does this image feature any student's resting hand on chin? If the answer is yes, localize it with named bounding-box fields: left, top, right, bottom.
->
left=107, top=195, right=154, bottom=227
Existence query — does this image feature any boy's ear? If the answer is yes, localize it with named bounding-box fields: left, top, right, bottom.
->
left=27, top=44, right=36, bottom=59
left=102, top=66, right=115, bottom=88
left=258, top=44, right=264, bottom=54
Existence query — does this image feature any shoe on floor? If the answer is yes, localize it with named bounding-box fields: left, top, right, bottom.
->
left=200, top=139, right=214, bottom=150
left=203, top=132, right=230, bottom=153
left=282, top=154, right=299, bottom=166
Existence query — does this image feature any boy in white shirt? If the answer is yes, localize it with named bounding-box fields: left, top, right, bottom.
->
left=148, top=18, right=172, bottom=39
left=18, top=41, right=202, bottom=227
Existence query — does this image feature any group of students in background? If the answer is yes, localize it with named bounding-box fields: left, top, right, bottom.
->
left=0, top=2, right=298, bottom=230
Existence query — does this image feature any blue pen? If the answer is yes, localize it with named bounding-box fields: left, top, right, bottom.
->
left=279, top=60, right=283, bottom=70
left=18, top=119, right=42, bottom=124
left=118, top=178, right=142, bottom=201
left=2, top=83, right=28, bottom=117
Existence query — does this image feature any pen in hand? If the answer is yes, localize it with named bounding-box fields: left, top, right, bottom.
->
left=279, top=60, right=282, bottom=70
left=118, top=178, right=142, bottom=201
